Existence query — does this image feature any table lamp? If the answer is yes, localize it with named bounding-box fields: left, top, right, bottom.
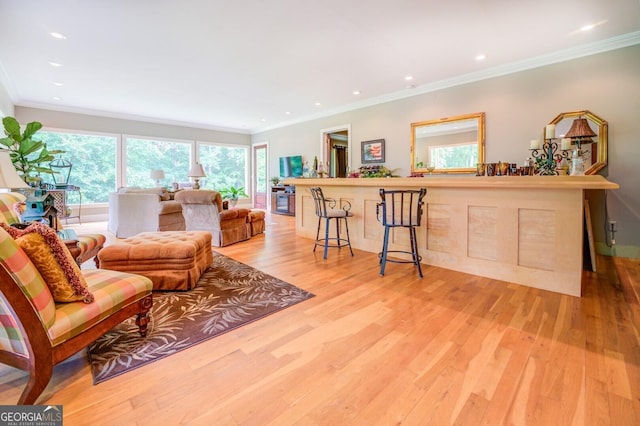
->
left=188, top=163, right=206, bottom=190
left=0, top=150, right=29, bottom=190
left=149, top=169, right=165, bottom=187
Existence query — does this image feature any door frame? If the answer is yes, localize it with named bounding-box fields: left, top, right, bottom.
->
left=320, top=124, right=351, bottom=177
left=252, top=140, right=269, bottom=209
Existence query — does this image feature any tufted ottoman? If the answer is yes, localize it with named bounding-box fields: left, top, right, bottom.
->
left=97, top=231, right=213, bottom=291
left=246, top=209, right=266, bottom=236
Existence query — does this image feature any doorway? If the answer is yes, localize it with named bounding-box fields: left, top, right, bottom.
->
left=253, top=142, right=268, bottom=209
left=320, top=124, right=351, bottom=178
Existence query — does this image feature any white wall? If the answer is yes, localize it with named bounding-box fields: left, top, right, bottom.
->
left=0, top=79, right=14, bottom=117
left=253, top=44, right=640, bottom=258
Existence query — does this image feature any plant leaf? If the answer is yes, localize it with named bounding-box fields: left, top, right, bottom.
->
left=23, top=121, right=43, bottom=139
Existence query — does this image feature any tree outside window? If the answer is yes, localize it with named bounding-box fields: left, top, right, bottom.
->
left=39, top=131, right=117, bottom=204
left=198, top=144, right=248, bottom=194
left=125, top=137, right=191, bottom=187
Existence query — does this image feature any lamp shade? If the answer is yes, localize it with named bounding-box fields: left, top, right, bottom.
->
left=565, top=118, right=597, bottom=139
left=0, top=151, right=29, bottom=189
left=149, top=169, right=165, bottom=180
left=188, top=163, right=206, bottom=178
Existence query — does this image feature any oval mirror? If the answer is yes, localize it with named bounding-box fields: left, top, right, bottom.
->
left=549, top=110, right=607, bottom=175
left=411, top=112, right=485, bottom=174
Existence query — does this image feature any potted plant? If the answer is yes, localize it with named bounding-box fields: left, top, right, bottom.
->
left=0, top=116, right=63, bottom=186
left=270, top=176, right=281, bottom=187
left=219, top=185, right=248, bottom=208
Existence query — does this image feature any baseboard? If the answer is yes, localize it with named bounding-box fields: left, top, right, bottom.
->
left=595, top=242, right=640, bottom=259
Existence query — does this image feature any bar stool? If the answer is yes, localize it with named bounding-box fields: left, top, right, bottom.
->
left=310, top=187, right=354, bottom=259
left=376, top=188, right=427, bottom=277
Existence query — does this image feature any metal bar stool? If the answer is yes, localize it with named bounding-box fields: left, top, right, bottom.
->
left=310, top=187, right=354, bottom=259
left=376, top=188, right=427, bottom=277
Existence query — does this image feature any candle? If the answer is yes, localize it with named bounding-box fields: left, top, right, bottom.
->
left=545, top=124, right=556, bottom=139
left=561, top=138, right=571, bottom=150
left=530, top=139, right=541, bottom=150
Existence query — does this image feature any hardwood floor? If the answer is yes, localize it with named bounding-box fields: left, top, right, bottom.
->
left=1, top=213, right=638, bottom=425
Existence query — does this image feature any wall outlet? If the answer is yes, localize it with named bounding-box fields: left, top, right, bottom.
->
left=609, top=221, right=617, bottom=232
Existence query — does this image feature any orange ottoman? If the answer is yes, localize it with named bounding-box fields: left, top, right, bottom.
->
left=97, top=231, right=213, bottom=291
left=246, top=210, right=266, bottom=236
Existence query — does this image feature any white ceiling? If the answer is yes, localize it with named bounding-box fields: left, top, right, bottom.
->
left=1, top=0, right=639, bottom=134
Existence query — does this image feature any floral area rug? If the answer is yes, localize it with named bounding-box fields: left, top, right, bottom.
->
left=87, top=253, right=314, bottom=384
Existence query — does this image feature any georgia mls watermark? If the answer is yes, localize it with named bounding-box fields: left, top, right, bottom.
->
left=0, top=405, right=62, bottom=426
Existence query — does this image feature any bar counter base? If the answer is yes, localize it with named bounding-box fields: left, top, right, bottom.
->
left=287, top=176, right=619, bottom=297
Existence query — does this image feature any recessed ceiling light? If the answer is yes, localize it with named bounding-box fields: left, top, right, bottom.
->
left=475, top=54, right=487, bottom=61
left=580, top=24, right=595, bottom=32
left=405, top=75, right=413, bottom=81
left=315, top=102, right=321, bottom=106
left=352, top=90, right=361, bottom=95
left=48, top=61, right=63, bottom=67
left=52, top=96, right=62, bottom=101
left=285, top=111, right=291, bottom=115
left=260, top=118, right=267, bottom=122
left=50, top=32, right=67, bottom=40
left=53, top=82, right=64, bottom=87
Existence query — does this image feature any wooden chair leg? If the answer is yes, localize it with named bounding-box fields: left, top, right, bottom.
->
left=20, top=354, right=53, bottom=405
left=135, top=294, right=153, bottom=337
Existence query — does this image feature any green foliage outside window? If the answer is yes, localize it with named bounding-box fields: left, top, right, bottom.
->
left=39, top=131, right=117, bottom=203
left=125, top=137, right=191, bottom=187
left=38, top=131, right=250, bottom=204
left=198, top=144, right=248, bottom=195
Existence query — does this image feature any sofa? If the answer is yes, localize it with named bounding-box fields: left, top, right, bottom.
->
left=108, top=187, right=185, bottom=238
left=174, top=189, right=250, bottom=247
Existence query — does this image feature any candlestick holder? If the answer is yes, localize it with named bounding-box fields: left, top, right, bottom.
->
left=529, top=138, right=571, bottom=175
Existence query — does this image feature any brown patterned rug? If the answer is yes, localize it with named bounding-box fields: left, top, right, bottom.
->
left=87, top=253, right=314, bottom=384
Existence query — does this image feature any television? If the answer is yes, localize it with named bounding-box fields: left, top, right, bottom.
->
left=279, top=155, right=303, bottom=178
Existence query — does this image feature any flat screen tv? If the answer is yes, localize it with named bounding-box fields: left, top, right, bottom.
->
left=279, top=155, right=303, bottom=178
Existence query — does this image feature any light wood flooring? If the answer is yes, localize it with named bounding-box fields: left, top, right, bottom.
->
left=0, top=213, right=638, bottom=425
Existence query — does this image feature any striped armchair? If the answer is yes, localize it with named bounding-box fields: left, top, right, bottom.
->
left=0, top=226, right=153, bottom=404
left=0, top=192, right=105, bottom=266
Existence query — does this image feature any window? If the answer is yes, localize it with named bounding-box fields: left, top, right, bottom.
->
left=36, top=130, right=250, bottom=206
left=38, top=130, right=117, bottom=203
left=198, top=143, right=248, bottom=194
left=124, top=136, right=191, bottom=187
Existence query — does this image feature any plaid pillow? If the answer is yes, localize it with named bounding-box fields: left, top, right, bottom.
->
left=1, top=222, right=94, bottom=303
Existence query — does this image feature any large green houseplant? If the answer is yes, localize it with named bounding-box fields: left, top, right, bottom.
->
left=0, top=116, right=62, bottom=185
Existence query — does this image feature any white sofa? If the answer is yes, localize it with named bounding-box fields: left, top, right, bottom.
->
left=108, top=188, right=185, bottom=238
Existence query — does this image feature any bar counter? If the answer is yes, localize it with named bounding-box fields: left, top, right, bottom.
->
left=285, top=175, right=619, bottom=296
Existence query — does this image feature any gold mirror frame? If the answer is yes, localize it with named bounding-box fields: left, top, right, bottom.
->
left=411, top=112, right=485, bottom=174
left=549, top=110, right=608, bottom=175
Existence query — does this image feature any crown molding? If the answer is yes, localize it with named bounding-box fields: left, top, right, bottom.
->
left=252, top=31, right=640, bottom=134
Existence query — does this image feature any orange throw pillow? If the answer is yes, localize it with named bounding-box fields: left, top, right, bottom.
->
left=0, top=222, right=94, bottom=303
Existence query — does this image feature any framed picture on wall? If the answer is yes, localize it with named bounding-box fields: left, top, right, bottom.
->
left=361, top=139, right=385, bottom=164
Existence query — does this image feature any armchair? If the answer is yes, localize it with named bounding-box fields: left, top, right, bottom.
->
left=0, top=226, right=153, bottom=404
left=0, top=192, right=105, bottom=266
left=174, top=189, right=249, bottom=247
